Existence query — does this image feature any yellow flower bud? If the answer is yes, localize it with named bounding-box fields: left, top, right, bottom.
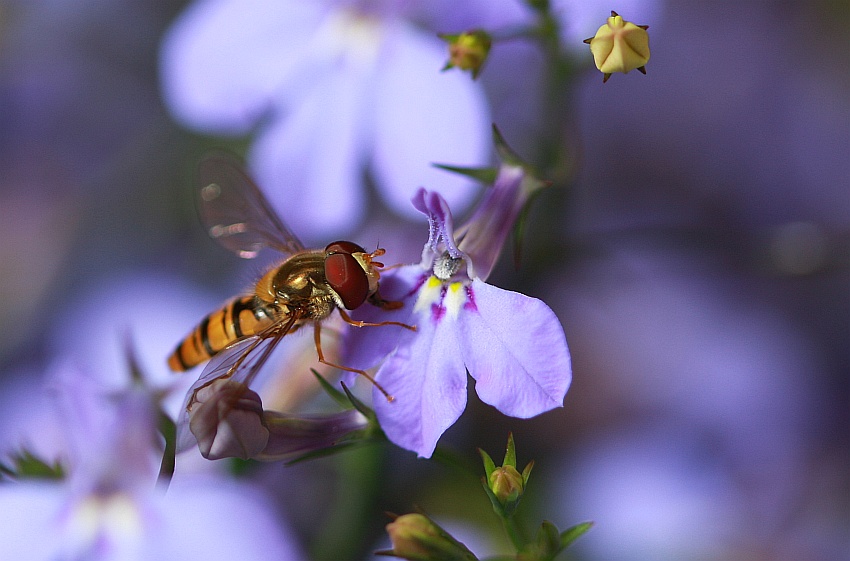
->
left=583, top=11, right=650, bottom=83
left=440, top=30, right=492, bottom=79
left=380, top=514, right=478, bottom=561
left=489, top=465, right=524, bottom=503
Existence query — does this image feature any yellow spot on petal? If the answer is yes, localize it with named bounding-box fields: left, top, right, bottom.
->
left=444, top=282, right=467, bottom=320
left=414, top=276, right=444, bottom=314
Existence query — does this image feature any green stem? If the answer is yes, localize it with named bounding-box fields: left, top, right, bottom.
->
left=310, top=444, right=385, bottom=561
left=501, top=514, right=527, bottom=552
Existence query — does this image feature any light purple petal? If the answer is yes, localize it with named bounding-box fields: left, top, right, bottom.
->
left=413, top=0, right=531, bottom=31
left=411, top=188, right=464, bottom=262
left=455, top=164, right=529, bottom=280
left=248, top=67, right=370, bottom=240
left=160, top=0, right=324, bottom=132
left=0, top=484, right=64, bottom=560
left=374, top=308, right=467, bottom=458
left=458, top=279, right=571, bottom=417
left=160, top=476, right=304, bottom=560
left=343, top=265, right=424, bottom=370
left=371, top=20, right=490, bottom=219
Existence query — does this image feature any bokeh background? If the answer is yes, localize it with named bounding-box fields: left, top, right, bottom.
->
left=0, top=1, right=847, bottom=560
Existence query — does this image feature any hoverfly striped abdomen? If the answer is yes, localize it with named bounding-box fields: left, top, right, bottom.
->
left=168, top=295, right=281, bottom=371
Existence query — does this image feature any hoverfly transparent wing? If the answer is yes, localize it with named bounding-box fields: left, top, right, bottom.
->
left=175, top=313, right=302, bottom=454
left=197, top=152, right=305, bottom=258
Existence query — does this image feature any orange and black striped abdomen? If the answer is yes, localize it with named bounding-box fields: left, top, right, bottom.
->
left=168, top=296, right=278, bottom=371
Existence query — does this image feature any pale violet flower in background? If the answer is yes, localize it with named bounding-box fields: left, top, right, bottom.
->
left=346, top=156, right=571, bottom=457
left=160, top=0, right=500, bottom=239
left=0, top=363, right=303, bottom=561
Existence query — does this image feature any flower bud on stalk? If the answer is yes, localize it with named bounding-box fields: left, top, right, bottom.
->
left=189, top=380, right=269, bottom=460
left=188, top=378, right=371, bottom=461
left=480, top=433, right=533, bottom=517
left=440, top=30, right=492, bottom=79
left=378, top=513, right=479, bottom=561
left=583, top=11, right=650, bottom=83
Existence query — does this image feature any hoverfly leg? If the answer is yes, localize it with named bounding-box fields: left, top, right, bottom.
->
left=339, top=306, right=416, bottom=332
left=312, top=323, right=395, bottom=402
left=367, top=291, right=404, bottom=311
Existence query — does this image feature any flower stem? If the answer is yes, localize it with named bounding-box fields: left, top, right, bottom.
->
left=501, top=514, right=527, bottom=552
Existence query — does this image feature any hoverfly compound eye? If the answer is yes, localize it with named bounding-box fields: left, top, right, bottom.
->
left=324, top=240, right=366, bottom=256
left=324, top=241, right=370, bottom=310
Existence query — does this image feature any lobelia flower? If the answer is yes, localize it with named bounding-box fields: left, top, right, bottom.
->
left=160, top=0, right=513, bottom=239
left=0, top=363, right=303, bottom=561
left=345, top=137, right=572, bottom=457
left=186, top=377, right=370, bottom=461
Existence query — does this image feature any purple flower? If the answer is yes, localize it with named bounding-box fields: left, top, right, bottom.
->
left=185, top=376, right=369, bottom=461
left=0, top=364, right=304, bottom=560
left=160, top=0, right=522, bottom=239
left=346, top=159, right=571, bottom=457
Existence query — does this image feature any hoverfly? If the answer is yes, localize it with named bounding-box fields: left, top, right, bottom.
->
left=168, top=153, right=413, bottom=449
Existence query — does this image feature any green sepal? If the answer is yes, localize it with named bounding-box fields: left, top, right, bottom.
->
left=479, top=448, right=497, bottom=479
left=432, top=163, right=498, bottom=185
left=516, top=521, right=559, bottom=561
left=521, top=460, right=534, bottom=487
left=312, top=369, right=350, bottom=408
left=0, top=450, right=65, bottom=481
left=503, top=432, right=517, bottom=468
left=480, top=477, right=509, bottom=518
left=339, top=381, right=378, bottom=424
left=559, top=521, right=594, bottom=549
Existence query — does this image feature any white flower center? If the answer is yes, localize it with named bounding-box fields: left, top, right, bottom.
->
left=413, top=276, right=470, bottom=321
left=67, top=493, right=144, bottom=553
left=315, top=10, right=384, bottom=70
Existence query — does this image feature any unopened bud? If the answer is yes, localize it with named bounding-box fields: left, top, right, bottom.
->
left=378, top=513, right=478, bottom=561
left=440, top=30, right=492, bottom=79
left=257, top=409, right=369, bottom=461
left=489, top=464, right=524, bottom=503
left=583, top=11, right=650, bottom=83
left=189, top=379, right=269, bottom=460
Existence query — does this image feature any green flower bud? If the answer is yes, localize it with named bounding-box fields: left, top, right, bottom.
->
left=583, top=11, right=650, bottom=83
left=480, top=433, right=534, bottom=517
left=489, top=464, right=524, bottom=503
left=440, top=30, right=492, bottom=79
left=378, top=513, right=478, bottom=561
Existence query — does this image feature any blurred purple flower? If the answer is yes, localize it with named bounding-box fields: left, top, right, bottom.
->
left=0, top=363, right=303, bottom=561
left=160, top=0, right=507, bottom=239
left=347, top=162, right=571, bottom=457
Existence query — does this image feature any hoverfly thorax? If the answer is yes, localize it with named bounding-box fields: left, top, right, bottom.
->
left=256, top=253, right=327, bottom=306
